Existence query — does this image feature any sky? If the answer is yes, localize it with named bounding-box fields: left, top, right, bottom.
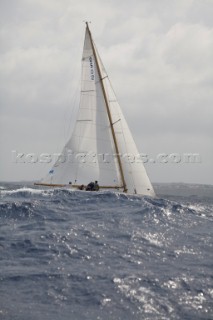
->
left=0, top=0, right=213, bottom=184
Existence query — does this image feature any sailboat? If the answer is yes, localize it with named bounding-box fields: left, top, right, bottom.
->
left=35, top=22, right=155, bottom=197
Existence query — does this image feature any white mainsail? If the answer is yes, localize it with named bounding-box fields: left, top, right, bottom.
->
left=39, top=23, right=155, bottom=197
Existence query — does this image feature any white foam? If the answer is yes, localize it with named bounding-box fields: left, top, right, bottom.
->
left=0, top=187, right=53, bottom=197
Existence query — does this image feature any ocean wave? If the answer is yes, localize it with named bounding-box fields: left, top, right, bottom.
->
left=0, top=187, right=53, bottom=197
left=0, top=183, right=212, bottom=320
left=1, top=185, right=212, bottom=221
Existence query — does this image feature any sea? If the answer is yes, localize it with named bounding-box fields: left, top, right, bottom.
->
left=0, top=182, right=212, bottom=320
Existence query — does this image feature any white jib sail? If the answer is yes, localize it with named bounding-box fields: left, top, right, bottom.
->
left=41, top=24, right=155, bottom=197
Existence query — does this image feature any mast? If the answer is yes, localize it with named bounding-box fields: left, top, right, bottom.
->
left=86, top=22, right=127, bottom=192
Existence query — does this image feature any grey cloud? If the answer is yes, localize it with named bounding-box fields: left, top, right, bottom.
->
left=0, top=0, right=212, bottom=184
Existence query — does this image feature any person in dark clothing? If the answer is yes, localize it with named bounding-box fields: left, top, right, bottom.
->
left=86, top=182, right=95, bottom=191
left=78, top=184, right=85, bottom=190
left=86, top=181, right=99, bottom=191
left=94, top=181, right=99, bottom=191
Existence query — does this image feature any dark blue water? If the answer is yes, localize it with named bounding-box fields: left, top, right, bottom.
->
left=0, top=183, right=212, bottom=320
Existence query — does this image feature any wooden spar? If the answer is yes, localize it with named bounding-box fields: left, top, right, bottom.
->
left=34, top=182, right=122, bottom=189
left=34, top=183, right=67, bottom=187
left=85, top=22, right=127, bottom=192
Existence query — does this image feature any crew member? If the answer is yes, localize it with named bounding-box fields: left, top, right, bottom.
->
left=78, top=184, right=84, bottom=190
left=86, top=181, right=95, bottom=191
left=94, top=181, right=99, bottom=191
